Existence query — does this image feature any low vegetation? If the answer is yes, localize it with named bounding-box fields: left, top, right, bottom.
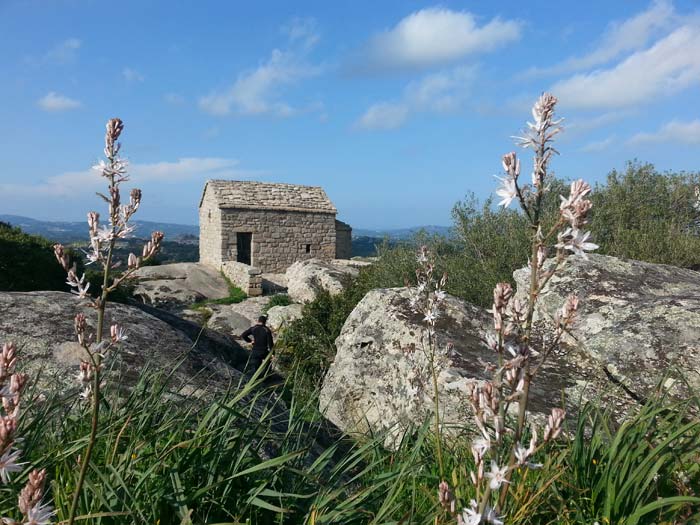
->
left=3, top=366, right=697, bottom=524
left=263, top=293, right=292, bottom=313
left=0, top=222, right=77, bottom=292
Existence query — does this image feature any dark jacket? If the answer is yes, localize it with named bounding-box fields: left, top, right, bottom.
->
left=241, top=324, right=274, bottom=356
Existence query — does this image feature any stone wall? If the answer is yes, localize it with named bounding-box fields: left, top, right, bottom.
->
left=219, top=208, right=336, bottom=273
left=221, top=261, right=263, bottom=297
left=335, top=220, right=352, bottom=259
left=199, top=190, right=224, bottom=267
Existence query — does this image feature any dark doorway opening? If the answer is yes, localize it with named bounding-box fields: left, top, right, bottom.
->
left=237, top=232, right=252, bottom=265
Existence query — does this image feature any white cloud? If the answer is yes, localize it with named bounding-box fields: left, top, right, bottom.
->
left=628, top=119, right=700, bottom=144
left=579, top=136, right=616, bottom=152
left=37, top=92, right=81, bottom=112
left=0, top=158, right=247, bottom=199
left=356, top=66, right=474, bottom=130
left=365, top=8, right=521, bottom=70
left=282, top=17, right=320, bottom=50
left=122, top=67, right=145, bottom=83
left=44, top=38, right=81, bottom=64
left=357, top=102, right=409, bottom=130
left=526, top=0, right=675, bottom=77
left=552, top=24, right=700, bottom=110
left=199, top=20, right=323, bottom=118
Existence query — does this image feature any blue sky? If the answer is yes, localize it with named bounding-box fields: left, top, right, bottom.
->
left=1, top=0, right=699, bottom=229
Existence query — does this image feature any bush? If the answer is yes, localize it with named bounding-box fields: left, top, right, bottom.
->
left=263, top=293, right=292, bottom=313
left=589, top=161, right=700, bottom=268
left=0, top=222, right=78, bottom=292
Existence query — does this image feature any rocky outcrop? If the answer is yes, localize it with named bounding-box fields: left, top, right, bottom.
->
left=319, top=288, right=493, bottom=444
left=267, top=304, right=304, bottom=332
left=180, top=296, right=271, bottom=339
left=285, top=259, right=370, bottom=303
left=132, top=262, right=230, bottom=311
left=0, top=290, right=345, bottom=469
left=321, top=255, right=700, bottom=443
left=0, top=291, right=248, bottom=398
left=514, top=254, right=700, bottom=401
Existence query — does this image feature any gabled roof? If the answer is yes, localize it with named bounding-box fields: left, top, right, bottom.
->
left=200, top=180, right=337, bottom=214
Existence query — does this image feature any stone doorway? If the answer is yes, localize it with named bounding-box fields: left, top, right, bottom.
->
left=236, top=232, right=252, bottom=265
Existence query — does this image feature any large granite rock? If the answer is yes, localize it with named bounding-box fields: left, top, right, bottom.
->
left=285, top=259, right=370, bottom=303
left=0, top=291, right=346, bottom=468
left=319, top=288, right=493, bottom=443
left=180, top=296, right=271, bottom=339
left=132, top=262, right=230, bottom=311
left=0, top=291, right=250, bottom=398
left=267, top=304, right=304, bottom=332
left=514, top=254, right=700, bottom=401
left=320, top=255, right=695, bottom=442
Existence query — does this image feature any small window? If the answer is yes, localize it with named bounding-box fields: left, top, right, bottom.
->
left=305, top=244, right=311, bottom=254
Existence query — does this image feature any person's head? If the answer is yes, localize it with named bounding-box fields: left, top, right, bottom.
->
left=257, top=315, right=267, bottom=325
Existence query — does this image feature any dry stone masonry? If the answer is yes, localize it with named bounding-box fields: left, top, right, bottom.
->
left=199, top=181, right=352, bottom=292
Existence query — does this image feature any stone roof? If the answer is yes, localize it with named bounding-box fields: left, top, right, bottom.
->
left=200, top=180, right=337, bottom=214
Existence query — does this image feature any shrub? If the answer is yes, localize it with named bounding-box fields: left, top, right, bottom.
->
left=0, top=222, right=77, bottom=292
left=589, top=161, right=700, bottom=268
left=263, top=293, right=292, bottom=313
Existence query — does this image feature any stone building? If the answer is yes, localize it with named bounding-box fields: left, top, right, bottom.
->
left=199, top=180, right=352, bottom=275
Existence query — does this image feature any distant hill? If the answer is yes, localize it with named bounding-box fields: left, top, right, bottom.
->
left=0, top=215, right=199, bottom=244
left=353, top=225, right=452, bottom=240
left=0, top=215, right=449, bottom=259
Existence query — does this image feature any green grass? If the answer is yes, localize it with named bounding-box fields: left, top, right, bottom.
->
left=6, top=362, right=698, bottom=525
left=188, top=272, right=248, bottom=313
left=262, top=294, right=292, bottom=314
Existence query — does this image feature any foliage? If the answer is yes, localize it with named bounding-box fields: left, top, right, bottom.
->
left=589, top=161, right=700, bottom=268
left=0, top=222, right=77, bottom=292
left=84, top=269, right=135, bottom=305
left=263, top=293, right=292, bottom=313
left=3, top=363, right=697, bottom=524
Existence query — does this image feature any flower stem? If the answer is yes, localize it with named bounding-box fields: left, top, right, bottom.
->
left=429, top=333, right=445, bottom=480
left=66, top=176, right=116, bottom=525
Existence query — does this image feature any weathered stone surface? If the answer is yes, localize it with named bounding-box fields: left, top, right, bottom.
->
left=208, top=307, right=253, bottom=336
left=0, top=291, right=345, bottom=468
left=229, top=297, right=271, bottom=327
left=286, top=259, right=366, bottom=303
left=132, top=262, right=229, bottom=311
left=319, top=286, right=619, bottom=444
left=514, top=254, right=700, bottom=401
left=319, top=288, right=491, bottom=443
left=0, top=291, right=248, bottom=398
left=267, top=304, right=304, bottom=332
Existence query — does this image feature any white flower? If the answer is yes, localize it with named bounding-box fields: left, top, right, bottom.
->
left=566, top=229, right=598, bottom=258
left=423, top=311, right=437, bottom=324
left=495, top=176, right=517, bottom=208
left=485, top=461, right=509, bottom=490
left=471, top=437, right=491, bottom=460
left=514, top=444, right=531, bottom=466
left=483, top=505, right=504, bottom=525
left=461, top=502, right=503, bottom=525
left=0, top=449, right=24, bottom=484
left=461, top=500, right=481, bottom=525
left=25, top=502, right=55, bottom=525
left=484, top=334, right=498, bottom=352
